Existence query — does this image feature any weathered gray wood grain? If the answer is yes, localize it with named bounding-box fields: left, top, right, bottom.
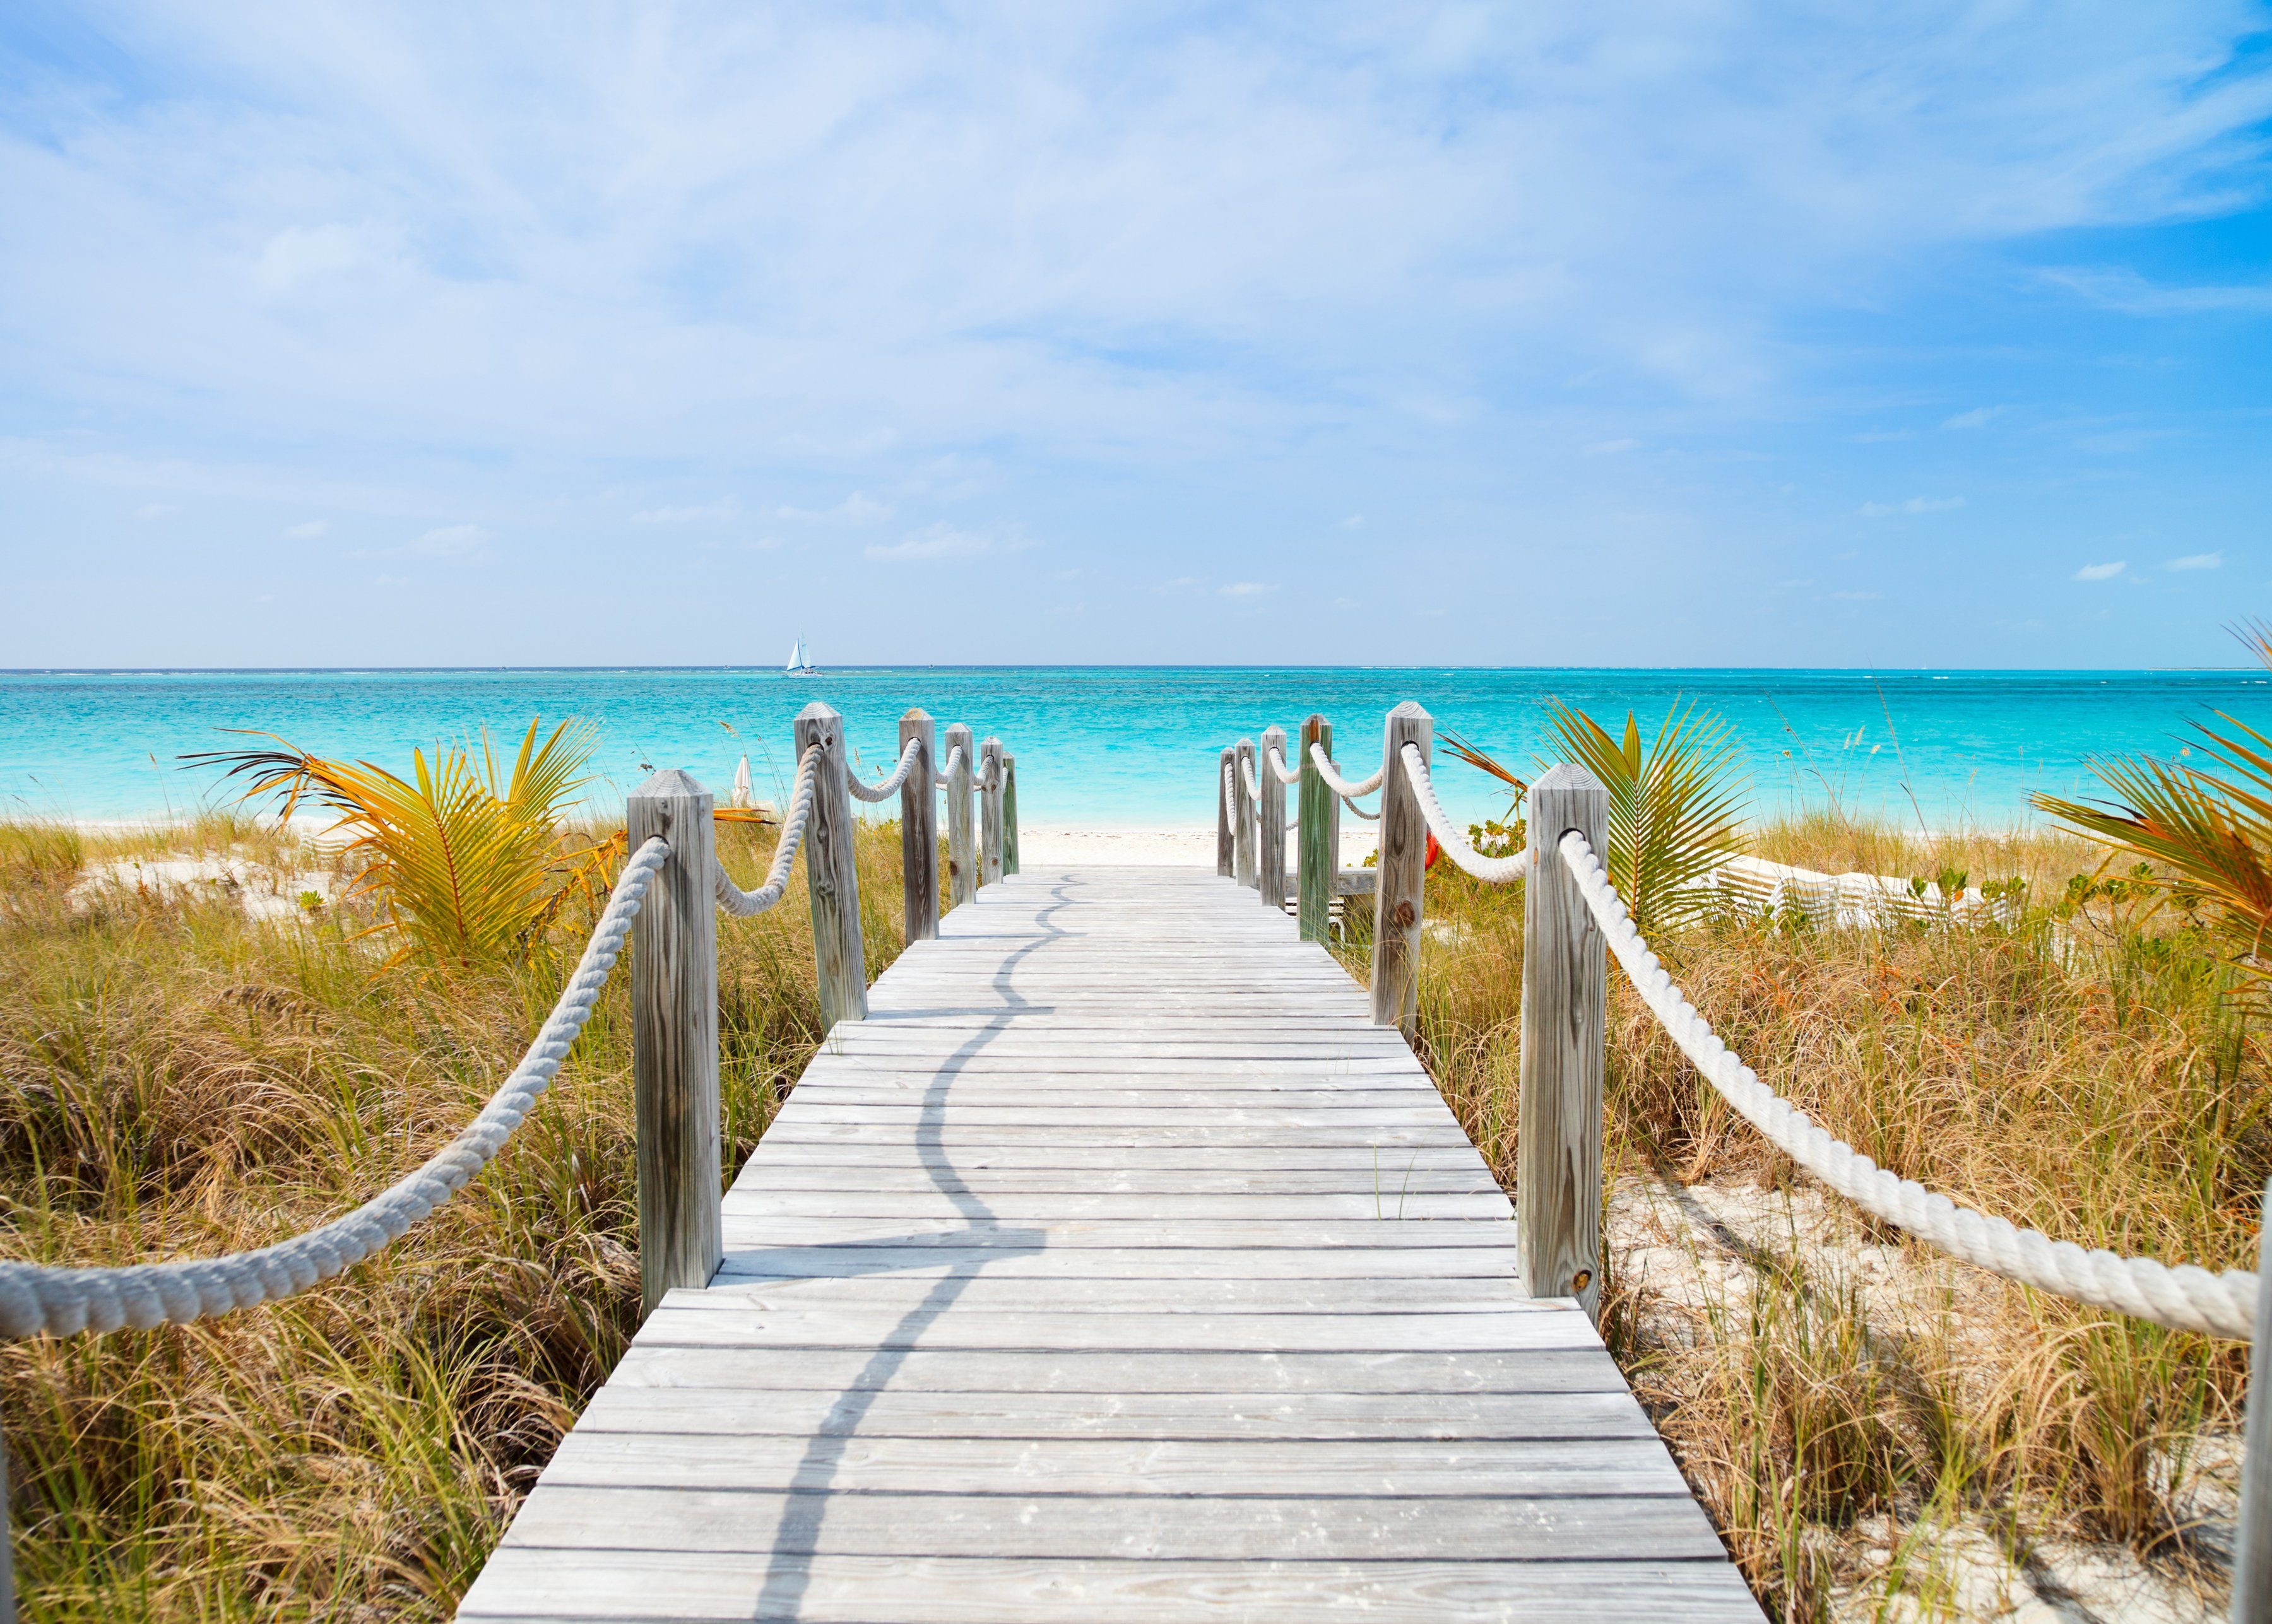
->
left=898, top=708, right=939, bottom=943
left=626, top=769, right=721, bottom=1319
left=1520, top=763, right=1609, bottom=1319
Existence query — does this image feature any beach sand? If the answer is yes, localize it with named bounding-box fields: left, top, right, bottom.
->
left=1012, top=825, right=1379, bottom=868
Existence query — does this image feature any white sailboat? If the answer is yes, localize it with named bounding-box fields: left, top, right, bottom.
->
left=784, top=635, right=819, bottom=676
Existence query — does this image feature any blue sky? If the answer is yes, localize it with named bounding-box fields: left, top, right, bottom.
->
left=2, top=3, right=2268, bottom=669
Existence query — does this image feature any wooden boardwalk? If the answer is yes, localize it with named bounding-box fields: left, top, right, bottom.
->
left=459, top=868, right=1763, bottom=1622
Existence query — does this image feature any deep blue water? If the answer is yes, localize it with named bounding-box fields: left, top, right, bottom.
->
left=0, top=666, right=2261, bottom=829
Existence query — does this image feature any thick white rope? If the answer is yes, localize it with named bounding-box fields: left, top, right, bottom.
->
left=716, top=745, right=822, bottom=917
left=1340, top=795, right=1380, bottom=821
left=1221, top=760, right=1235, bottom=821
left=846, top=737, right=921, bottom=804
left=1310, top=741, right=1383, bottom=798
left=935, top=744, right=975, bottom=791
left=1239, top=754, right=1261, bottom=803
left=1557, top=830, right=2256, bottom=1339
left=1265, top=746, right=1303, bottom=787
left=1400, top=743, right=1533, bottom=883
left=0, top=837, right=671, bottom=1339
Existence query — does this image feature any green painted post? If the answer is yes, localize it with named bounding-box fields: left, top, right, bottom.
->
left=1297, top=714, right=1334, bottom=942
left=1002, top=755, right=1021, bottom=876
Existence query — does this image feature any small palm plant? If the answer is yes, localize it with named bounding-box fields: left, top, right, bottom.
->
left=1545, top=698, right=1748, bottom=934
left=1440, top=703, right=1748, bottom=934
left=189, top=718, right=613, bottom=964
left=2034, top=620, right=2272, bottom=996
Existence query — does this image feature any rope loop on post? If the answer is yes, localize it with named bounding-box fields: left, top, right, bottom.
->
left=1308, top=741, right=1383, bottom=799
left=846, top=737, right=922, bottom=803
left=0, top=836, right=672, bottom=1340
left=1265, top=745, right=1303, bottom=787
left=716, top=744, right=824, bottom=917
left=1554, top=828, right=2256, bottom=1340
left=1399, top=743, right=1532, bottom=883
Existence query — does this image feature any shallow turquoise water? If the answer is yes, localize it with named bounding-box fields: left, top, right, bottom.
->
left=1, top=666, right=2263, bottom=829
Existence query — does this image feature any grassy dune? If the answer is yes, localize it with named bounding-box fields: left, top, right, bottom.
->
left=0, top=815, right=906, bottom=1621
left=1399, top=818, right=2261, bottom=1618
left=0, top=811, right=2259, bottom=1619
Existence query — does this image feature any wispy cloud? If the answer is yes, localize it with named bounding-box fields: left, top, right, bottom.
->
left=283, top=519, right=329, bottom=539
left=865, top=523, right=991, bottom=561
left=2167, top=551, right=2222, bottom=570
left=2042, top=267, right=2272, bottom=315
left=2073, top=561, right=2126, bottom=581
left=778, top=493, right=892, bottom=526
left=1219, top=582, right=1277, bottom=598
left=133, top=502, right=177, bottom=521
left=1585, top=438, right=1640, bottom=455
left=634, top=498, right=738, bottom=524
left=1859, top=496, right=1965, bottom=517
left=1941, top=407, right=1999, bottom=430
left=410, top=524, right=490, bottom=558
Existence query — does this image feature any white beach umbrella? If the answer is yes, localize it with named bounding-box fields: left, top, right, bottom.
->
left=733, top=755, right=753, bottom=808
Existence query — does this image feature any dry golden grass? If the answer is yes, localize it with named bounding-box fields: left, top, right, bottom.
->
left=0, top=815, right=909, bottom=1622
left=1394, top=816, right=2264, bottom=1620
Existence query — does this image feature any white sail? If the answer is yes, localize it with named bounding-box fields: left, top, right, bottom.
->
left=784, top=638, right=803, bottom=673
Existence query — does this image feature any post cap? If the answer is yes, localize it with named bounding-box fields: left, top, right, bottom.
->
left=629, top=767, right=713, bottom=803
left=795, top=700, right=841, bottom=723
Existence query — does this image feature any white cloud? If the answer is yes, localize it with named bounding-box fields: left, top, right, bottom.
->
left=1830, top=591, right=1882, bottom=601
left=778, top=493, right=894, bottom=526
left=2167, top=551, right=2222, bottom=570
left=1219, top=581, right=1277, bottom=597
left=2073, top=560, right=2126, bottom=581
left=283, top=519, right=329, bottom=539
left=133, top=502, right=177, bottom=520
left=1585, top=438, right=1640, bottom=455
left=409, top=524, right=491, bottom=558
left=634, top=498, right=738, bottom=524
left=1941, top=408, right=1999, bottom=430
left=1859, top=496, right=1965, bottom=517
left=2042, top=268, right=2272, bottom=315
left=1338, top=514, right=1366, bottom=529
left=865, top=523, right=991, bottom=561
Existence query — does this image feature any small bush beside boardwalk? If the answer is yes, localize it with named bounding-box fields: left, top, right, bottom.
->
left=0, top=808, right=2259, bottom=1620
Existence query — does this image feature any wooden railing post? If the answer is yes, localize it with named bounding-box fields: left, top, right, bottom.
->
left=945, top=722, right=975, bottom=909
left=898, top=708, right=938, bottom=943
left=627, top=768, right=721, bottom=1319
left=1297, top=714, right=1334, bottom=942
left=1001, top=755, right=1020, bottom=876
left=795, top=702, right=868, bottom=1027
left=979, top=738, right=1005, bottom=886
left=1520, top=763, right=1609, bottom=1321
left=1369, top=702, right=1431, bottom=1030
left=2235, top=1179, right=2272, bottom=1623
left=1258, top=724, right=1289, bottom=912
left=1233, top=738, right=1258, bottom=888
left=1217, top=746, right=1236, bottom=878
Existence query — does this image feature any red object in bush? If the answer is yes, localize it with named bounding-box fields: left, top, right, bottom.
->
left=1424, top=831, right=1442, bottom=871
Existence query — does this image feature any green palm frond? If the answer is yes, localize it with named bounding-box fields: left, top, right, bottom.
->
left=1546, top=697, right=1748, bottom=934
left=186, top=717, right=606, bottom=964
left=2034, top=710, right=2272, bottom=985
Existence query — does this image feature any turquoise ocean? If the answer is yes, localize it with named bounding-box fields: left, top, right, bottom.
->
left=1, top=667, right=2264, bottom=830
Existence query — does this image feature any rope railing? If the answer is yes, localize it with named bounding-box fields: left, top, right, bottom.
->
left=1239, top=753, right=1262, bottom=803
left=716, top=744, right=822, bottom=917
left=1265, top=745, right=1302, bottom=787
left=1400, top=743, right=1531, bottom=883
left=1309, top=741, right=1382, bottom=798
left=1556, top=828, right=2255, bottom=1339
left=1216, top=709, right=2261, bottom=1345
left=0, top=836, right=670, bottom=1339
left=846, top=737, right=922, bottom=803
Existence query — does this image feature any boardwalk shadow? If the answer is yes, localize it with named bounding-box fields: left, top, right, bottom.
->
left=752, top=874, right=1080, bottom=1620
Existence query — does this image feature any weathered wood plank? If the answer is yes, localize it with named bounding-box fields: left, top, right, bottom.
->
left=461, top=1551, right=1764, bottom=1623
left=471, top=861, right=1761, bottom=1624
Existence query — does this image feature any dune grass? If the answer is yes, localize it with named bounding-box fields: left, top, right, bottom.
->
left=1395, top=815, right=2263, bottom=1618
left=0, top=815, right=908, bottom=1622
